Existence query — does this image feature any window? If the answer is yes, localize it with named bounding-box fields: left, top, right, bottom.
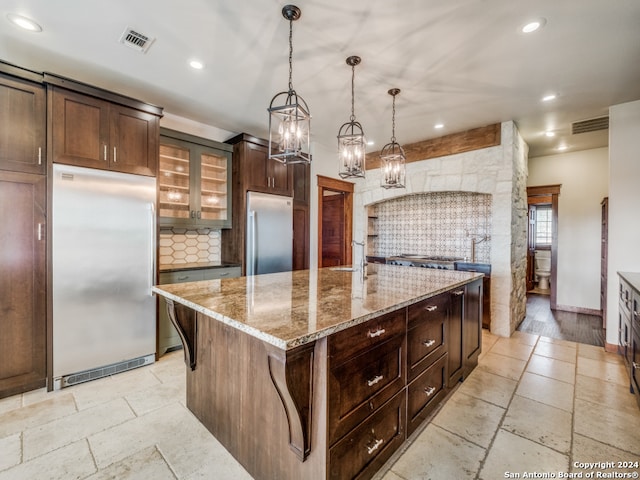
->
left=535, top=206, right=552, bottom=246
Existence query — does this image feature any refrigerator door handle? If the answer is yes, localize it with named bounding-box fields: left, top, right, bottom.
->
left=248, top=210, right=257, bottom=276
left=149, top=202, right=156, bottom=296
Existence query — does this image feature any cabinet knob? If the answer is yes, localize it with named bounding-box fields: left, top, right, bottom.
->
left=366, top=438, right=384, bottom=455
left=452, top=290, right=465, bottom=296
left=367, top=328, right=386, bottom=338
left=424, top=386, right=437, bottom=397
left=425, top=305, right=438, bottom=312
left=366, top=374, right=383, bottom=387
left=423, top=339, right=436, bottom=348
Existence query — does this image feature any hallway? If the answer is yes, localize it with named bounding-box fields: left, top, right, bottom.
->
left=518, top=294, right=605, bottom=347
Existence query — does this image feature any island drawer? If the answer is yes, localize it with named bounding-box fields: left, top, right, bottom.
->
left=407, top=352, right=448, bottom=435
left=329, top=390, right=406, bottom=480
left=407, top=303, right=447, bottom=381
left=329, top=307, right=405, bottom=365
left=407, top=292, right=449, bottom=328
left=159, top=270, right=203, bottom=284
left=328, top=333, right=405, bottom=445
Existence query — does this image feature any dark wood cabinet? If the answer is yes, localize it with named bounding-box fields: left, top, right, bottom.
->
left=407, top=293, right=448, bottom=381
left=0, top=73, right=46, bottom=174
left=222, top=133, right=309, bottom=273
left=50, top=85, right=160, bottom=176
left=242, top=138, right=292, bottom=196
left=0, top=171, right=46, bottom=399
left=293, top=162, right=310, bottom=270
left=447, top=288, right=465, bottom=387
left=463, top=278, right=483, bottom=377
left=619, top=274, right=640, bottom=408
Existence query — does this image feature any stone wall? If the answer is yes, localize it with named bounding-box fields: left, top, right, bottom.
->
left=353, top=121, right=528, bottom=337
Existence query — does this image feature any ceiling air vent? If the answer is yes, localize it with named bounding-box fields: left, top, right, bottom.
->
left=571, top=116, right=609, bottom=135
left=119, top=27, right=155, bottom=53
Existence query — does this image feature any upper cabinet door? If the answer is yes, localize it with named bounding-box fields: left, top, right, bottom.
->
left=198, top=148, right=231, bottom=226
left=51, top=86, right=159, bottom=176
left=0, top=75, right=46, bottom=174
left=51, top=87, right=110, bottom=169
left=109, top=104, right=158, bottom=176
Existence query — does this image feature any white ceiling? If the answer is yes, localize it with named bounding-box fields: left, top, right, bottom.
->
left=2, top=0, right=640, bottom=160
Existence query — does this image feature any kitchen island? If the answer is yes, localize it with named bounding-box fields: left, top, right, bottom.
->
left=152, top=264, right=483, bottom=480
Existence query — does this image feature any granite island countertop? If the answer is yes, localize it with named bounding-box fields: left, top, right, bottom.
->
left=153, top=264, right=483, bottom=350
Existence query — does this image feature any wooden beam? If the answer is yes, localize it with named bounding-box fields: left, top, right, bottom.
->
left=365, top=123, right=501, bottom=170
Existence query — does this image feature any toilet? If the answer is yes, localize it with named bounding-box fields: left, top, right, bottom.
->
left=535, top=250, right=551, bottom=290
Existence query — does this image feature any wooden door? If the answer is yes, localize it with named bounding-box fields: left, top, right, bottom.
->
left=109, top=104, right=158, bottom=176
left=0, top=75, right=46, bottom=174
left=51, top=87, right=110, bottom=169
left=0, top=171, right=46, bottom=398
left=322, top=194, right=345, bottom=267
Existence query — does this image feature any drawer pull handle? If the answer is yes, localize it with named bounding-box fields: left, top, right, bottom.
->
left=367, top=328, right=386, bottom=338
left=367, top=438, right=384, bottom=455
left=452, top=290, right=464, bottom=296
left=424, top=386, right=437, bottom=397
left=633, top=362, right=639, bottom=370
left=425, top=305, right=438, bottom=312
left=367, top=375, right=383, bottom=387
left=423, top=339, right=436, bottom=348
left=177, top=276, right=189, bottom=281
left=219, top=272, right=229, bottom=276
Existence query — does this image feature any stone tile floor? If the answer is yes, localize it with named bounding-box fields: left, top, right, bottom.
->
left=1, top=330, right=638, bottom=480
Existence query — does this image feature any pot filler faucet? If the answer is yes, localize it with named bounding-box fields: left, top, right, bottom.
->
left=468, top=234, right=489, bottom=263
left=352, top=240, right=366, bottom=278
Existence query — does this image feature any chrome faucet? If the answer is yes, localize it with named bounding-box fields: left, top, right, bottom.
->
left=469, top=235, right=489, bottom=263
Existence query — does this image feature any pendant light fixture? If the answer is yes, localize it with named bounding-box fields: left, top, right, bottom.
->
left=380, top=88, right=406, bottom=189
left=268, top=4, right=311, bottom=165
left=338, top=56, right=366, bottom=179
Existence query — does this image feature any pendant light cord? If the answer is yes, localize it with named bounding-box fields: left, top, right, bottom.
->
left=391, top=94, right=396, bottom=143
left=350, top=64, right=356, bottom=122
left=288, top=17, right=294, bottom=92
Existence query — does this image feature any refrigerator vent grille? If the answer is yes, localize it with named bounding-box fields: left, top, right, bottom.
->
left=59, top=354, right=154, bottom=388
left=118, top=27, right=155, bottom=53
left=571, top=116, right=609, bottom=134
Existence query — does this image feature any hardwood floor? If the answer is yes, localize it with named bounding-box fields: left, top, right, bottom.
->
left=518, top=294, right=605, bottom=347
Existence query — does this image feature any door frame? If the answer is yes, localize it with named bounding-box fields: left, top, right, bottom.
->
left=527, top=184, right=561, bottom=309
left=317, top=175, right=354, bottom=267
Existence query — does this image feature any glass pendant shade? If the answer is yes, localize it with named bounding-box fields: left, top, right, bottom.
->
left=338, top=56, right=366, bottom=179
left=380, top=88, right=406, bottom=189
left=268, top=5, right=311, bottom=165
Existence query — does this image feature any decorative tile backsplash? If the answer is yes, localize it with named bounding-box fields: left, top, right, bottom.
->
left=159, top=228, right=221, bottom=266
left=369, top=192, right=492, bottom=263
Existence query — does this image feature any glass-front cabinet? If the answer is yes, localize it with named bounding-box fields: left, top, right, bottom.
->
left=158, top=128, right=232, bottom=228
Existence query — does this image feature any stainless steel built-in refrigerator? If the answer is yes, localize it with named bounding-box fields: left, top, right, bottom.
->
left=52, top=164, right=156, bottom=388
left=246, top=191, right=293, bottom=275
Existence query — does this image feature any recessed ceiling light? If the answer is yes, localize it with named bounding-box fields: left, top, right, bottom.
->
left=434, top=123, right=444, bottom=129
left=7, top=13, right=42, bottom=32
left=189, top=60, right=204, bottom=70
left=521, top=18, right=546, bottom=33
left=545, top=131, right=555, bottom=137
left=542, top=94, right=556, bottom=102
